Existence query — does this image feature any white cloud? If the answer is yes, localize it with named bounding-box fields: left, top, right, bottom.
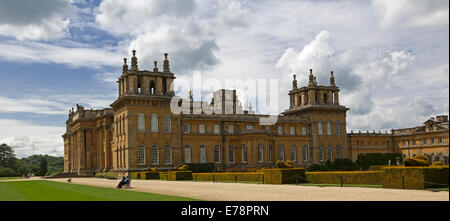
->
left=0, top=0, right=74, bottom=40
left=0, top=119, right=65, bottom=158
left=372, top=0, right=449, bottom=28
left=0, top=41, right=123, bottom=68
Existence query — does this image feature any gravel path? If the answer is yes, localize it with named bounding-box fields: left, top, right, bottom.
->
left=46, top=178, right=449, bottom=201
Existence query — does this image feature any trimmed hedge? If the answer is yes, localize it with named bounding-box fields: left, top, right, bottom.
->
left=95, top=172, right=118, bottom=179
left=159, top=172, right=169, bottom=180
left=168, top=171, right=193, bottom=181
left=404, top=158, right=430, bottom=166
left=381, top=166, right=449, bottom=189
left=305, top=171, right=381, bottom=185
left=193, top=172, right=264, bottom=183
left=130, top=171, right=160, bottom=180
left=264, top=168, right=306, bottom=184
left=186, top=163, right=215, bottom=173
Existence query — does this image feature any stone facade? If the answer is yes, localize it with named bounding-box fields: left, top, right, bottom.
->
left=62, top=51, right=449, bottom=176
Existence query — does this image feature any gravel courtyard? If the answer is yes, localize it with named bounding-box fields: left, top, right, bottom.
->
left=47, top=178, right=449, bottom=201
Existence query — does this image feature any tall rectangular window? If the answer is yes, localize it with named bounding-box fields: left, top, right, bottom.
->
left=164, top=115, right=171, bottom=133
left=229, top=146, right=235, bottom=163
left=278, top=145, right=285, bottom=161
left=328, top=146, right=333, bottom=160
left=151, top=114, right=158, bottom=132
left=318, top=121, right=323, bottom=135
left=320, top=145, right=324, bottom=161
left=199, top=124, right=205, bottom=134
left=214, top=145, right=220, bottom=163
left=138, top=145, right=145, bottom=165
left=200, top=145, right=206, bottom=163
left=423, top=139, right=427, bottom=145
left=137, top=113, right=145, bottom=132
left=278, top=126, right=283, bottom=135
left=431, top=138, right=435, bottom=144
left=302, top=127, right=307, bottom=136
left=151, top=145, right=159, bottom=164
left=214, top=125, right=220, bottom=134
left=302, top=145, right=308, bottom=161
left=327, top=120, right=331, bottom=136
left=258, top=145, right=264, bottom=162
left=228, top=125, right=234, bottom=134
left=290, top=145, right=296, bottom=162
left=246, top=124, right=254, bottom=130
left=184, top=124, right=190, bottom=133
left=184, top=145, right=191, bottom=163
left=164, top=146, right=172, bottom=164
left=242, top=144, right=247, bottom=162
left=335, top=120, right=340, bottom=135
left=290, top=126, right=295, bottom=135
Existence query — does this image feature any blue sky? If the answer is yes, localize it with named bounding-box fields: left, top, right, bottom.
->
left=0, top=0, right=448, bottom=158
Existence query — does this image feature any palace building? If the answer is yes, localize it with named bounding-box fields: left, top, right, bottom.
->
left=62, top=50, right=449, bottom=176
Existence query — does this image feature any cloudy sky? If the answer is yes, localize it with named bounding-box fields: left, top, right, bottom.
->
left=0, top=0, right=448, bottom=158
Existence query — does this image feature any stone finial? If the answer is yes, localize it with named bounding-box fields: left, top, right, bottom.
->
left=308, top=69, right=314, bottom=86
left=122, top=58, right=128, bottom=74
left=330, top=71, right=336, bottom=87
left=130, top=50, right=138, bottom=70
left=292, top=74, right=297, bottom=89
left=153, top=61, right=159, bottom=72
left=163, top=53, right=170, bottom=73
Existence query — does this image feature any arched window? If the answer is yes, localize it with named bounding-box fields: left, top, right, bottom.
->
left=229, top=145, right=235, bottom=163
left=162, top=78, right=167, bottom=95
left=302, top=145, right=308, bottom=161
left=138, top=145, right=145, bottom=165
left=184, top=145, right=191, bottom=163
left=242, top=144, right=248, bottom=163
left=150, top=80, right=156, bottom=95
left=137, top=77, right=142, bottom=94
left=297, top=96, right=301, bottom=106
left=164, top=115, right=171, bottom=133
left=137, top=113, right=145, bottom=132
left=214, top=145, right=220, bottom=163
left=200, top=145, right=207, bottom=163
left=323, top=93, right=328, bottom=104
left=278, top=145, right=285, bottom=161
left=335, top=120, right=340, bottom=135
left=290, top=145, right=296, bottom=162
left=165, top=145, right=172, bottom=164
left=258, top=144, right=264, bottom=162
left=151, top=114, right=158, bottom=132
left=151, top=145, right=159, bottom=164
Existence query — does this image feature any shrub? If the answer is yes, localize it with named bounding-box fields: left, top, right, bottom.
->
left=404, top=158, right=430, bottom=167
left=381, top=166, right=449, bottom=189
left=356, top=153, right=403, bottom=170
left=264, top=168, right=306, bottom=184
left=193, top=172, right=264, bottom=183
left=95, top=172, right=118, bottom=179
left=306, top=171, right=381, bottom=185
left=284, top=160, right=294, bottom=168
left=176, top=164, right=190, bottom=171
left=168, top=171, right=192, bottom=180
left=308, top=159, right=358, bottom=171
left=0, top=166, right=17, bottom=177
left=275, top=160, right=286, bottom=168
left=431, top=161, right=444, bottom=166
left=186, top=163, right=215, bottom=173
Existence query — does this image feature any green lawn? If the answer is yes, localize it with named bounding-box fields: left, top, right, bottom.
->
left=0, top=180, right=200, bottom=201
left=0, top=177, right=23, bottom=180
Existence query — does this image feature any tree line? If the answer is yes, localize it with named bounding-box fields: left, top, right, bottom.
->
left=0, top=143, right=64, bottom=177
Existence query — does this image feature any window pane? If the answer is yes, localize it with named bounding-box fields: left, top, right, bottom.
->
left=258, top=145, right=263, bottom=162
left=200, top=145, right=206, bottom=163
left=214, top=145, right=220, bottom=163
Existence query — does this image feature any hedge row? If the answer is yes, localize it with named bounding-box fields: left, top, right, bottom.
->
left=381, top=166, right=449, bottom=189
left=305, top=171, right=381, bottom=185
left=168, top=171, right=193, bottom=181
left=192, top=172, right=264, bottom=183
left=264, top=168, right=306, bottom=184
left=95, top=172, right=118, bottom=179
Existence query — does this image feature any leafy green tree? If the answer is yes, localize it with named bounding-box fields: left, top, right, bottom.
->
left=38, top=158, right=48, bottom=176
left=0, top=143, right=18, bottom=168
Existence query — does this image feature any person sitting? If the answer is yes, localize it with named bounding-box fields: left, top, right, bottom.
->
left=67, top=177, right=72, bottom=183
left=117, top=176, right=127, bottom=189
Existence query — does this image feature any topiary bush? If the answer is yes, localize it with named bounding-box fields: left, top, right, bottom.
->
left=404, top=158, right=430, bottom=167
left=284, top=160, right=294, bottom=168
left=276, top=160, right=286, bottom=168
left=176, top=164, right=190, bottom=171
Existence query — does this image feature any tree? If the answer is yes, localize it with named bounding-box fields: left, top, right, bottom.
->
left=0, top=143, right=18, bottom=168
left=38, top=158, right=48, bottom=176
